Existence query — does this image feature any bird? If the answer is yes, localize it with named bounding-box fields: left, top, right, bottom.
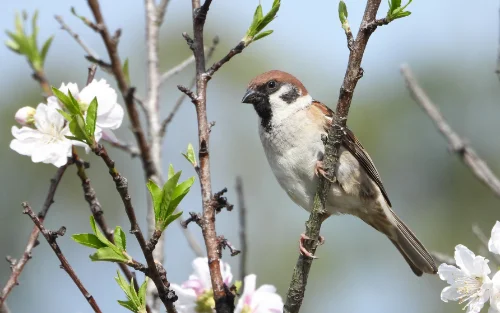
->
left=240, top=70, right=437, bottom=276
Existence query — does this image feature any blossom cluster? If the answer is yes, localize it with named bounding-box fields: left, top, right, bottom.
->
left=171, top=257, right=283, bottom=313
left=10, top=79, right=124, bottom=167
left=438, top=221, right=500, bottom=313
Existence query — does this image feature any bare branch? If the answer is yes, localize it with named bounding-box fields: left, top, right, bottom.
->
left=284, top=1, right=387, bottom=312
left=401, top=65, right=500, bottom=198
left=22, top=202, right=103, bottom=313
left=160, top=55, right=196, bottom=85
left=431, top=252, right=455, bottom=267
left=236, top=177, right=248, bottom=281
left=55, top=15, right=98, bottom=57
left=102, top=136, right=140, bottom=157
left=0, top=164, right=69, bottom=306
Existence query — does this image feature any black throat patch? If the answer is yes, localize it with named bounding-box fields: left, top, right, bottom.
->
left=252, top=98, right=272, bottom=132
left=280, top=86, right=300, bottom=104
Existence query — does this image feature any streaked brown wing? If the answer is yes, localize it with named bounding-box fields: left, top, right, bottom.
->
left=311, top=100, right=392, bottom=206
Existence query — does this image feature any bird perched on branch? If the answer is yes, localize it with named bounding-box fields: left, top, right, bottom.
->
left=241, top=70, right=437, bottom=276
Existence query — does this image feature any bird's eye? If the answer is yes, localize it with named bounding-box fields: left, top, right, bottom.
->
left=267, top=80, right=277, bottom=89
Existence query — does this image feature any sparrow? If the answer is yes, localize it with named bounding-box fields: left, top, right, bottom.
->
left=241, top=70, right=437, bottom=276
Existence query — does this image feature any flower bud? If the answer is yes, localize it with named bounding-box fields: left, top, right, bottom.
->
left=15, top=106, right=36, bottom=126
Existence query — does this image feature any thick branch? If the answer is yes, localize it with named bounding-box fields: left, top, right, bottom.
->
left=92, top=144, right=177, bottom=313
left=0, top=164, right=69, bottom=306
left=401, top=65, right=500, bottom=197
left=22, top=203, right=102, bottom=313
left=284, top=1, right=384, bottom=312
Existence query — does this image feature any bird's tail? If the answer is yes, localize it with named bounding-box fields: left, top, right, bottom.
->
left=364, top=206, right=437, bottom=276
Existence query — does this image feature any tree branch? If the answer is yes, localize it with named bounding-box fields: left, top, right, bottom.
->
left=235, top=177, right=248, bottom=281
left=91, top=144, right=177, bottom=313
left=0, top=164, right=69, bottom=306
left=22, top=202, right=103, bottom=313
left=284, top=1, right=385, bottom=312
left=188, top=0, right=235, bottom=312
left=401, top=65, right=500, bottom=198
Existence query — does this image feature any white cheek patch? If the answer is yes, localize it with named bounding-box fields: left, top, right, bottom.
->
left=268, top=85, right=312, bottom=127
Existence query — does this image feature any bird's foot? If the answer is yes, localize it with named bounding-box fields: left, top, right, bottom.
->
left=299, top=233, right=325, bottom=259
left=314, top=160, right=334, bottom=182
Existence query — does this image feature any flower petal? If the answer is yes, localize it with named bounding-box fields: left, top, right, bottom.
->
left=440, top=286, right=460, bottom=302
left=438, top=263, right=465, bottom=285
left=455, top=245, right=490, bottom=276
left=170, top=284, right=197, bottom=313
left=79, top=79, right=117, bottom=115
left=489, top=221, right=500, bottom=255
left=96, top=103, right=124, bottom=130
left=192, top=258, right=212, bottom=290
left=59, top=82, right=80, bottom=98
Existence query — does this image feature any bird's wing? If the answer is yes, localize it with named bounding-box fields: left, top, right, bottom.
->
left=311, top=100, right=391, bottom=206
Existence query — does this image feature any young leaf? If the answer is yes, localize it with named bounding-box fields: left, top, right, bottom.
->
left=69, top=115, right=89, bottom=143
left=51, top=87, right=72, bottom=110
left=162, top=211, right=183, bottom=229
left=89, top=216, right=114, bottom=247
left=246, top=4, right=263, bottom=36
left=57, top=109, right=72, bottom=122
left=90, top=247, right=129, bottom=262
left=255, top=0, right=280, bottom=34
left=122, top=58, right=130, bottom=85
left=253, top=30, right=273, bottom=42
left=67, top=90, right=83, bottom=115
left=146, top=180, right=162, bottom=218
left=158, top=172, right=181, bottom=226
left=338, top=1, right=348, bottom=25
left=117, top=300, right=136, bottom=312
left=40, top=36, right=53, bottom=64
left=167, top=164, right=175, bottom=180
left=138, top=278, right=148, bottom=306
left=113, top=226, right=127, bottom=251
left=182, top=143, right=197, bottom=166
left=168, top=177, right=195, bottom=214
left=72, top=233, right=107, bottom=249
left=85, top=97, right=98, bottom=138
left=115, top=271, right=130, bottom=295
left=128, top=279, right=140, bottom=307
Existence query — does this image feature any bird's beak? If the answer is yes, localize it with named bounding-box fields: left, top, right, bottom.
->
left=241, top=89, right=260, bottom=104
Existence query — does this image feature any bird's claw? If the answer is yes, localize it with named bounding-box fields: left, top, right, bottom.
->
left=314, top=161, right=335, bottom=183
left=299, top=233, right=325, bottom=259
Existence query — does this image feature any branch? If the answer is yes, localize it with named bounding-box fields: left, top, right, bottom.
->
left=92, top=144, right=177, bottom=313
left=101, top=136, right=140, bottom=157
left=22, top=202, right=103, bottom=313
left=284, top=1, right=386, bottom=312
left=431, top=252, right=456, bottom=267
left=0, top=164, right=69, bottom=306
left=160, top=55, right=196, bottom=85
left=401, top=65, right=500, bottom=198
left=87, top=0, right=157, bottom=181
left=236, top=177, right=248, bottom=281
left=55, top=15, right=98, bottom=58
left=188, top=0, right=235, bottom=312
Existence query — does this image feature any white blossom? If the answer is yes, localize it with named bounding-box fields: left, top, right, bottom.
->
left=14, top=106, right=36, bottom=126
left=10, top=97, right=72, bottom=167
left=438, top=244, right=492, bottom=313
left=171, top=257, right=233, bottom=313
left=59, top=79, right=124, bottom=136
left=235, top=274, right=283, bottom=313
left=489, top=221, right=500, bottom=255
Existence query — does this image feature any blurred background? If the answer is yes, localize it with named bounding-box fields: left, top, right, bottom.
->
left=1, top=1, right=499, bottom=312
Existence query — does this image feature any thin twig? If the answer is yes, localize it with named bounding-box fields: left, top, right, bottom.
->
left=431, top=252, right=456, bottom=267
left=102, top=136, right=140, bottom=157
left=55, top=15, right=98, bottom=57
left=401, top=65, right=500, bottom=198
left=92, top=144, right=177, bottom=313
left=235, top=177, right=248, bottom=281
left=0, top=164, right=69, bottom=306
left=160, top=37, right=219, bottom=137
left=22, top=202, right=103, bottom=313
left=160, top=55, right=196, bottom=85
left=284, top=1, right=386, bottom=312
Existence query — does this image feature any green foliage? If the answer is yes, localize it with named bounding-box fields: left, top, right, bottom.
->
left=52, top=87, right=99, bottom=147
left=387, top=0, right=412, bottom=21
left=146, top=165, right=195, bottom=231
left=115, top=271, right=148, bottom=313
left=5, top=11, right=54, bottom=71
left=182, top=143, right=197, bottom=167
left=72, top=216, right=130, bottom=263
left=243, top=0, right=280, bottom=46
left=338, top=1, right=349, bottom=31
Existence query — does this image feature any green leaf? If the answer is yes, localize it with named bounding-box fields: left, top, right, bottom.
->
left=158, top=172, right=181, bottom=225
left=162, top=211, right=183, bottom=229
left=30, top=11, right=39, bottom=51
left=128, top=278, right=140, bottom=307
left=85, top=97, right=98, bottom=138
left=389, top=0, right=401, bottom=12
left=72, top=233, right=107, bottom=249
left=89, top=216, right=114, bottom=248
left=117, top=300, right=136, bottom=312
left=90, top=247, right=129, bottom=262
left=115, top=271, right=130, bottom=295
left=40, top=36, right=53, bottom=64
left=394, top=11, right=411, bottom=18
left=69, top=115, right=89, bottom=143
left=253, top=30, right=273, bottom=42
left=338, top=1, right=348, bottom=25
left=65, top=135, right=85, bottom=142
left=146, top=180, right=162, bottom=219
left=57, top=109, right=72, bottom=122
left=182, top=143, right=197, bottom=166
left=14, top=12, right=23, bottom=35
left=51, top=87, right=74, bottom=113
left=246, top=4, right=263, bottom=36
left=138, top=278, right=148, bottom=306
left=122, top=58, right=130, bottom=85
left=67, top=90, right=83, bottom=115
left=113, top=226, right=127, bottom=251
left=255, top=0, right=280, bottom=34
left=5, top=40, right=20, bottom=53
left=167, top=164, right=175, bottom=180
left=168, top=177, right=195, bottom=214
